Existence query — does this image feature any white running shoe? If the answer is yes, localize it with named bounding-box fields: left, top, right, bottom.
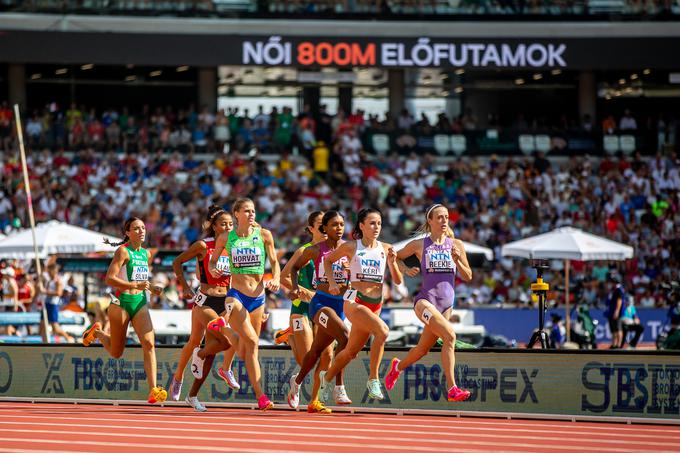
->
left=191, top=347, right=204, bottom=379
left=218, top=368, right=241, bottom=390
left=334, top=385, right=352, bottom=405
left=367, top=378, right=384, bottom=400
left=287, top=373, right=300, bottom=409
left=318, top=371, right=332, bottom=403
left=185, top=395, right=207, bottom=412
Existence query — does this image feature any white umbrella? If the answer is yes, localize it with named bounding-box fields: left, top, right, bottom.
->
left=501, top=226, right=634, bottom=341
left=501, top=227, right=634, bottom=261
left=393, top=233, right=494, bottom=261
left=0, top=220, right=121, bottom=258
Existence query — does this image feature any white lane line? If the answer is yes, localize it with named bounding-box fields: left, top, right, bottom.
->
left=0, top=438, right=318, bottom=453
left=0, top=403, right=675, bottom=433
left=0, top=448, right=84, bottom=453
left=0, top=430, right=433, bottom=452
left=0, top=423, right=676, bottom=450
left=0, top=413, right=673, bottom=442
left=0, top=428, right=653, bottom=453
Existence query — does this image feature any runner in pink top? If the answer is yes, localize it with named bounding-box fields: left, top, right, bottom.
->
left=386, top=204, right=473, bottom=402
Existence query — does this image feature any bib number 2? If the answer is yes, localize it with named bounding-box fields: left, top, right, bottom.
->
left=293, top=318, right=304, bottom=332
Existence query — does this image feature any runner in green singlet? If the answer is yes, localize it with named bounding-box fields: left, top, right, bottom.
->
left=81, top=217, right=167, bottom=404
left=204, top=197, right=280, bottom=411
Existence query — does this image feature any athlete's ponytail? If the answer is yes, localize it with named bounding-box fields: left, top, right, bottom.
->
left=103, top=217, right=142, bottom=247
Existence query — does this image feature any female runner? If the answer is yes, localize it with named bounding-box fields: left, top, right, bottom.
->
left=286, top=211, right=351, bottom=412
left=318, top=208, right=402, bottom=403
left=280, top=211, right=337, bottom=413
left=169, top=205, right=237, bottom=411
left=204, top=197, right=279, bottom=410
left=385, top=203, right=472, bottom=402
left=82, top=217, right=167, bottom=404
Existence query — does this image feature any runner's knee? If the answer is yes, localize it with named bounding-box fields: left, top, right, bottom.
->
left=374, top=324, right=389, bottom=345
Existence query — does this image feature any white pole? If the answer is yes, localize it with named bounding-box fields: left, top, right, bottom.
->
left=13, top=104, right=50, bottom=343
left=565, top=259, right=571, bottom=343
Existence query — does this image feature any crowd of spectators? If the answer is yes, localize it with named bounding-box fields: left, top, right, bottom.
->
left=0, top=100, right=678, bottom=320
left=2, top=100, right=676, bottom=158
left=4, top=0, right=678, bottom=16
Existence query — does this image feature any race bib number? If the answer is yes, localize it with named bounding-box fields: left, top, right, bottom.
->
left=224, top=302, right=234, bottom=316
left=318, top=312, right=329, bottom=328
left=425, top=249, right=454, bottom=273
left=131, top=266, right=149, bottom=281
left=421, top=308, right=433, bottom=325
left=109, top=294, right=120, bottom=305
left=293, top=318, right=304, bottom=332
left=216, top=255, right=230, bottom=275
left=344, top=289, right=357, bottom=302
left=194, top=292, right=207, bottom=307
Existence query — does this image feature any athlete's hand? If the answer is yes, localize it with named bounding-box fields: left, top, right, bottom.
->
left=328, top=282, right=340, bottom=296
left=406, top=267, right=420, bottom=277
left=387, top=247, right=397, bottom=263
left=133, top=281, right=150, bottom=291
left=300, top=288, right=315, bottom=302
left=266, top=278, right=280, bottom=292
left=451, top=243, right=461, bottom=261
left=289, top=286, right=301, bottom=300
left=209, top=266, right=222, bottom=279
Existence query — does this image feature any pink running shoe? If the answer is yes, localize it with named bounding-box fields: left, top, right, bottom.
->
left=207, top=316, right=227, bottom=332
left=384, top=357, right=401, bottom=391
left=258, top=394, right=274, bottom=411
left=447, top=385, right=471, bottom=402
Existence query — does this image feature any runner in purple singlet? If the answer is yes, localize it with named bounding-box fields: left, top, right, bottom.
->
left=385, top=204, right=472, bottom=402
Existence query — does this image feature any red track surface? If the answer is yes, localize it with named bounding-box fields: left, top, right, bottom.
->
left=0, top=402, right=678, bottom=452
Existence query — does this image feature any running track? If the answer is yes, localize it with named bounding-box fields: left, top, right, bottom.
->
left=0, top=402, right=678, bottom=452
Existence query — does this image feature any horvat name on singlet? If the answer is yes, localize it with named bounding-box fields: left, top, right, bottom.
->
left=233, top=247, right=262, bottom=267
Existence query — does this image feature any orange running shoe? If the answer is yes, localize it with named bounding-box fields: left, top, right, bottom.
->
left=274, top=326, right=292, bottom=345
left=148, top=386, right=168, bottom=404
left=82, top=322, right=101, bottom=347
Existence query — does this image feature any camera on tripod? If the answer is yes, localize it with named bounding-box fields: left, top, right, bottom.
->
left=528, top=259, right=551, bottom=348
left=531, top=259, right=550, bottom=274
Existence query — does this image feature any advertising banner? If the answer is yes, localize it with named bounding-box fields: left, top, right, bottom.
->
left=1, top=31, right=680, bottom=69
left=0, top=346, right=677, bottom=419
